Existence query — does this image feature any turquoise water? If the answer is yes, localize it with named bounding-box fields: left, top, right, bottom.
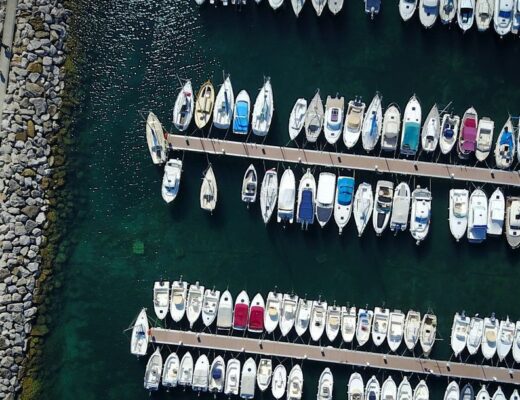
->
left=39, top=0, right=520, bottom=399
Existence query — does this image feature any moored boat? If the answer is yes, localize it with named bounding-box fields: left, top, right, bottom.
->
left=512, top=321, right=520, bottom=363
left=497, top=317, right=515, bottom=361
left=365, top=0, right=382, bottom=18
left=494, top=118, right=515, bottom=169
left=449, top=189, right=469, bottom=242
left=487, top=188, right=505, bottom=236
left=269, top=0, right=284, bottom=9
left=461, top=384, right=475, bottom=400
left=277, top=168, right=296, bottom=224
left=439, top=113, right=461, bottom=154
left=305, top=90, right=324, bottom=143
left=233, top=290, right=250, bottom=331
left=153, top=280, right=170, bottom=320
left=420, top=313, right=437, bottom=356
left=372, top=306, right=390, bottom=346
left=381, top=104, right=401, bottom=152
left=361, top=93, right=383, bottom=152
left=400, top=95, right=422, bottom=156
left=328, top=0, right=344, bottom=14
left=213, top=76, right=234, bottom=130
left=265, top=291, right=283, bottom=334
left=373, top=180, right=394, bottom=236
left=130, top=308, right=149, bottom=356
left=162, top=352, right=180, bottom=388
left=365, top=376, right=381, bottom=400
left=202, top=288, right=220, bottom=327
left=173, top=80, right=194, bottom=132
left=287, top=365, right=304, bottom=400
left=343, top=97, right=366, bottom=149
left=475, top=117, right=494, bottom=162
left=280, top=293, right=299, bottom=337
left=316, top=172, right=336, bottom=227
left=312, top=0, right=327, bottom=15
left=162, top=159, right=182, bottom=203
left=334, top=176, right=355, bottom=234
left=506, top=196, right=520, bottom=249
left=317, top=368, right=334, bottom=400
left=475, top=0, right=494, bottom=30
left=295, top=298, right=312, bottom=336
left=353, top=182, right=374, bottom=237
left=451, top=311, right=470, bottom=357
left=257, top=359, right=272, bottom=392
left=186, top=281, right=205, bottom=328
left=414, top=380, right=429, bottom=400
left=419, top=0, right=440, bottom=27
left=194, top=81, right=215, bottom=129
left=390, top=182, right=411, bottom=232
left=324, top=95, right=345, bottom=144
left=241, top=164, right=258, bottom=205
left=444, top=381, right=459, bottom=400
left=209, top=356, right=226, bottom=393
left=289, top=98, right=308, bottom=140
left=260, top=169, right=278, bottom=224
left=144, top=348, right=163, bottom=391
left=348, top=373, right=364, bottom=400
left=466, top=315, right=484, bottom=356
left=224, top=358, right=241, bottom=396
left=467, top=189, right=488, bottom=244
left=325, top=303, right=341, bottom=342
left=233, top=90, right=251, bottom=135
left=400, top=0, right=419, bottom=20
left=421, top=104, right=440, bottom=152
left=240, top=358, right=257, bottom=399
left=410, top=186, right=432, bottom=245
left=252, top=78, right=274, bottom=137
left=178, top=351, right=194, bottom=387
left=272, top=364, right=287, bottom=400
left=310, top=299, right=327, bottom=341
left=200, top=165, right=218, bottom=212
left=494, top=0, right=514, bottom=36
left=296, top=169, right=317, bottom=229
left=388, top=309, right=405, bottom=352
left=458, top=0, right=476, bottom=31
left=492, top=387, right=507, bottom=400
left=440, top=0, right=457, bottom=22
left=458, top=107, right=478, bottom=159
left=291, top=0, right=306, bottom=16
left=398, top=377, right=413, bottom=399
left=146, top=112, right=167, bottom=165
left=341, top=306, right=357, bottom=343
left=248, top=293, right=265, bottom=333
left=481, top=313, right=498, bottom=360
left=404, top=310, right=421, bottom=350
left=356, top=308, right=374, bottom=346
left=476, top=385, right=490, bottom=400
left=381, top=376, right=397, bottom=400
left=192, top=354, right=210, bottom=392
left=216, top=290, right=233, bottom=330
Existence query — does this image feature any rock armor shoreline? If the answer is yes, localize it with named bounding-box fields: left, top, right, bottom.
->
left=0, top=0, right=71, bottom=398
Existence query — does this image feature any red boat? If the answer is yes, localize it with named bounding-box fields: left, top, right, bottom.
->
left=233, top=290, right=250, bottom=330
left=248, top=293, right=265, bottom=333
left=458, top=107, right=478, bottom=158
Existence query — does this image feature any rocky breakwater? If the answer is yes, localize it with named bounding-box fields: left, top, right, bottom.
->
left=0, top=0, right=70, bottom=398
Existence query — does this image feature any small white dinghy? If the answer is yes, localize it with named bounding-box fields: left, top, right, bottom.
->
left=381, top=376, right=397, bottom=400
left=414, top=380, right=429, bottom=400
left=192, top=354, right=210, bottom=392
left=277, top=168, right=296, bottom=224
left=265, top=291, right=283, bottom=334
left=146, top=112, right=167, bottom=165
left=475, top=0, right=494, bottom=30
left=272, top=364, right=287, bottom=400
left=400, top=0, right=419, bottom=20
left=466, top=315, right=484, bottom=356
left=449, top=189, right=469, bottom=242
left=348, top=373, right=364, bottom=400
left=202, top=288, right=220, bottom=327
left=398, top=377, right=413, bottom=399
left=387, top=309, right=405, bottom=352
left=390, top=182, right=411, bottom=232
left=209, top=356, right=226, bottom=393
left=421, top=104, right=440, bottom=152
left=289, top=98, right=308, bottom=140
left=257, top=359, right=272, bottom=392
left=458, top=0, right=476, bottom=31
left=224, top=358, right=241, bottom=396
left=240, top=358, right=257, bottom=399
left=444, top=381, right=460, bottom=400
left=467, top=188, right=488, bottom=244
left=410, top=186, right=432, bottom=245
left=497, top=317, right=515, bottom=361
left=144, top=348, right=163, bottom=391
left=173, top=80, right=194, bottom=132
left=296, top=169, right=317, bottom=229
left=356, top=308, right=374, bottom=346
left=295, top=298, right=312, bottom=337
left=419, top=0, right=440, bottom=28
left=343, top=97, right=366, bottom=149
left=353, top=182, right=374, bottom=237
left=213, top=76, right=235, bottom=130
left=252, top=78, right=274, bottom=137
left=287, top=365, right=304, bottom=400
left=381, top=104, right=401, bottom=152
left=153, top=281, right=170, bottom=320
left=305, top=90, right=325, bottom=143
left=248, top=293, right=265, bottom=333
left=334, top=176, right=355, bottom=234
left=341, top=306, right=357, bottom=343
left=317, top=368, right=334, bottom=400
left=291, top=0, right=307, bottom=16
left=481, top=314, right=499, bottom=360
left=325, top=303, right=341, bottom=342
left=216, top=290, right=233, bottom=330
left=372, top=306, right=390, bottom=347
left=451, top=311, right=470, bottom=357
left=373, top=180, right=394, bottom=236
left=130, top=308, right=149, bottom=356
left=186, top=281, right=205, bottom=328
left=324, top=95, right=345, bottom=145
left=361, top=93, right=383, bottom=152
left=440, top=0, right=457, bottom=23
left=476, top=386, right=490, bottom=400
left=200, top=165, right=218, bottom=212
left=512, top=321, right=520, bottom=363
left=420, top=313, right=437, bottom=356
left=260, top=169, right=278, bottom=224
left=178, top=352, right=194, bottom=387
left=365, top=376, right=381, bottom=400
left=280, top=293, right=299, bottom=337
left=162, top=352, right=180, bottom=388
left=404, top=310, right=421, bottom=350
left=439, top=113, right=461, bottom=155
left=494, top=118, right=515, bottom=169
left=476, top=117, right=494, bottom=162
left=310, top=299, right=328, bottom=341
left=316, top=172, right=336, bottom=227
left=170, top=278, right=188, bottom=323
left=241, top=164, right=258, bottom=205
left=487, top=188, right=505, bottom=236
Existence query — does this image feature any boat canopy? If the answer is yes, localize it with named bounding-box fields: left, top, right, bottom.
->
left=443, top=127, right=454, bottom=138
left=500, top=130, right=513, bottom=146
left=249, top=306, right=264, bottom=331
left=234, top=304, right=248, bottom=328
left=499, top=10, right=512, bottom=19
left=337, top=178, right=355, bottom=206
left=233, top=101, right=249, bottom=134
left=461, top=118, right=477, bottom=151
left=401, top=122, right=420, bottom=155
left=366, top=0, right=381, bottom=10
left=299, top=189, right=314, bottom=223
left=279, top=187, right=295, bottom=210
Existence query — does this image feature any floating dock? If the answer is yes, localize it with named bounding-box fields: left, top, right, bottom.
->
left=150, top=328, right=520, bottom=385
left=167, top=134, right=520, bottom=188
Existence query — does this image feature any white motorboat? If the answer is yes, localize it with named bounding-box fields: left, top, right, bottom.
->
left=241, top=164, right=258, bottom=205
left=476, top=386, right=490, bottom=400
left=381, top=104, right=401, bottom=152
left=353, top=182, right=374, bottom=237
left=458, top=107, right=478, bottom=159
left=305, top=90, right=324, bottom=143
left=439, top=113, right=461, bottom=154
left=324, top=95, right=345, bottom=144
left=390, top=182, right=411, bottom=232
left=440, top=0, right=457, bottom=23
left=467, top=316, right=484, bottom=356
left=248, top=293, right=265, bottom=333
left=224, top=358, right=241, bottom=396
left=420, top=313, right=437, bottom=356
left=277, top=168, right=296, bottom=224
left=153, top=281, right=170, bottom=320
left=404, top=310, right=421, bottom=350
left=494, top=0, right=514, bottom=36
left=173, top=80, right=194, bottom=132
left=511, top=389, right=520, bottom=400
left=381, top=376, right=397, bottom=400
left=240, top=358, right=257, bottom=399
left=325, top=304, right=341, bottom=342
left=233, top=90, right=251, bottom=135
left=192, top=354, right=210, bottom=392
left=421, top=104, right=440, bottom=152
left=506, top=196, right=520, bottom=249
left=467, top=189, right=488, bottom=244
left=162, top=159, right=182, bottom=203
left=497, top=317, right=515, bottom=361
left=372, top=306, right=390, bottom=347
left=449, top=189, right=469, bottom=242
left=400, top=95, right=422, bottom=156
left=146, top=112, right=167, bottom=165
left=289, top=98, right=308, bottom=140
left=316, top=172, right=336, bottom=227
left=341, top=306, right=357, bottom=343
left=482, top=314, right=499, bottom=360
left=287, top=365, right=303, bottom=400
left=216, top=290, right=233, bottom=330
left=130, top=308, right=149, bottom=356
left=494, top=118, right=515, bottom=169
left=291, top=0, right=307, bottom=16
left=296, top=169, right=317, bottom=229
left=513, top=0, right=520, bottom=33
left=356, top=308, right=374, bottom=346
left=328, top=0, right=344, bottom=14
left=310, top=299, right=327, bottom=341
left=213, top=76, right=235, bottom=130
left=365, top=376, right=381, bottom=400
left=343, top=97, right=366, bottom=149
left=260, top=169, right=278, bottom=224
left=512, top=321, right=520, bottom=363
left=461, top=385, right=475, bottom=400
left=487, top=188, right=505, bottom=236
left=373, top=180, right=394, bottom=236
left=265, top=291, right=283, bottom=334
left=194, top=81, right=215, bottom=130
left=186, top=281, right=204, bottom=328
left=420, top=0, right=440, bottom=27
left=444, top=381, right=460, bottom=400
left=162, top=352, right=180, bottom=388
left=200, top=165, right=217, bottom=212
left=398, top=377, right=413, bottom=399
left=233, top=290, right=250, bottom=331
left=410, top=186, right=432, bottom=245
left=272, top=365, right=287, bottom=399
left=257, top=359, right=272, bottom=392
left=317, top=368, right=333, bottom=400
left=387, top=309, right=405, bottom=352
left=269, top=0, right=284, bottom=9
left=295, top=298, right=312, bottom=336
left=312, top=0, right=327, bottom=15
left=178, top=352, right=194, bottom=387
left=400, top=0, right=419, bottom=20
left=209, top=356, right=226, bottom=393
left=475, top=0, right=494, bottom=30
left=348, top=373, right=364, bottom=400
left=361, top=93, right=383, bottom=152
left=252, top=78, right=274, bottom=137
left=451, top=311, right=470, bottom=357
left=280, top=293, right=299, bottom=337
left=458, top=0, right=476, bottom=31
left=334, top=176, right=355, bottom=234
left=475, top=117, right=494, bottom=162
left=414, top=380, right=429, bottom=400
left=144, top=348, right=163, bottom=391
left=202, top=288, right=220, bottom=327
left=492, top=387, right=507, bottom=400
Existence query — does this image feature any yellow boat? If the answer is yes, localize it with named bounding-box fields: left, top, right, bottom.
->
left=194, top=81, right=215, bottom=129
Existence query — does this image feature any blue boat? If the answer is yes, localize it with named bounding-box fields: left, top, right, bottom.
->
left=334, top=176, right=355, bottom=234
left=400, top=96, right=422, bottom=156
left=365, top=0, right=382, bottom=18
left=296, top=169, right=316, bottom=230
left=233, top=90, right=250, bottom=135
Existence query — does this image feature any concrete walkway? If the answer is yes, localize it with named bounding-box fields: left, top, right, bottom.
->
left=0, top=0, right=18, bottom=123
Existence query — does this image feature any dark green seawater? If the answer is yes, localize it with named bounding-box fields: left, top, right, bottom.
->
left=40, top=0, right=520, bottom=399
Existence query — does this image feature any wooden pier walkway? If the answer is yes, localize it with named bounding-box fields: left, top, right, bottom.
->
left=167, top=134, right=520, bottom=187
left=150, top=328, right=520, bottom=385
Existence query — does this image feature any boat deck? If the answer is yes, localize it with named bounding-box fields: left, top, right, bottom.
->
left=166, top=134, right=520, bottom=187
left=150, top=328, right=520, bottom=385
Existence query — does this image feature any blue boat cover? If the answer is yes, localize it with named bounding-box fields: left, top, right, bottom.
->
left=499, top=10, right=512, bottom=18
left=369, top=114, right=378, bottom=137
left=299, top=189, right=314, bottom=223
left=443, top=128, right=454, bottom=139
left=366, top=0, right=381, bottom=11
left=424, top=5, right=438, bottom=14
left=500, top=130, right=513, bottom=146
left=212, top=369, right=222, bottom=380
left=401, top=122, right=420, bottom=155
left=233, top=101, right=249, bottom=134
left=337, top=177, right=355, bottom=206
